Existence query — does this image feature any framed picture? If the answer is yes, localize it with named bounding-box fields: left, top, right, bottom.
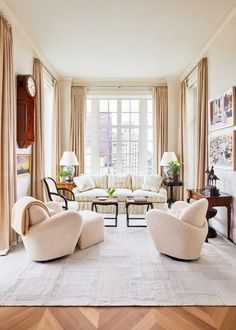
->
left=209, top=129, right=236, bottom=170
left=209, top=87, right=236, bottom=131
left=17, top=154, right=31, bottom=176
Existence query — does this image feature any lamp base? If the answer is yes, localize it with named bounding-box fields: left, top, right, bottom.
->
left=63, top=166, right=75, bottom=182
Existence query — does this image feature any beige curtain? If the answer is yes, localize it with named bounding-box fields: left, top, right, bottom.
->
left=51, top=80, right=61, bottom=177
left=178, top=81, right=187, bottom=199
left=196, top=58, right=208, bottom=188
left=31, top=58, right=45, bottom=200
left=0, top=15, right=17, bottom=255
left=71, top=86, right=86, bottom=176
left=154, top=86, right=168, bottom=174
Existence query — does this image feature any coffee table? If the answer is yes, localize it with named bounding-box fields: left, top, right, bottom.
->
left=125, top=196, right=153, bottom=227
left=91, top=196, right=118, bottom=227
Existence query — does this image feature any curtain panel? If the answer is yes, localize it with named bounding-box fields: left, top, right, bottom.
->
left=153, top=86, right=168, bottom=174
left=178, top=80, right=187, bottom=199
left=196, top=58, right=208, bottom=188
left=31, top=58, right=45, bottom=200
left=0, top=15, right=17, bottom=255
left=51, top=80, right=61, bottom=178
left=71, top=86, right=86, bottom=176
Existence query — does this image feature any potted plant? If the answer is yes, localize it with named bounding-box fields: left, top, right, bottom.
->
left=58, top=169, right=70, bottom=183
left=107, top=186, right=116, bottom=199
left=168, top=161, right=182, bottom=182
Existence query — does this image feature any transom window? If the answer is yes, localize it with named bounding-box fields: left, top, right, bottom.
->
left=85, top=95, right=154, bottom=175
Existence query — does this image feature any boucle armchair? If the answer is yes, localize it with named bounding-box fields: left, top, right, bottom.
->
left=146, top=199, right=208, bottom=260
left=12, top=197, right=83, bottom=261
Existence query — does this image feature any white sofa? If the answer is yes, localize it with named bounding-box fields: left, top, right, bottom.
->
left=73, top=174, right=168, bottom=214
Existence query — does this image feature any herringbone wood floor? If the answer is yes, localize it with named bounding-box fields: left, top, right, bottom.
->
left=0, top=307, right=235, bottom=330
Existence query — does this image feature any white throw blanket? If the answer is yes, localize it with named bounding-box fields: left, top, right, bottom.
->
left=12, top=196, right=50, bottom=235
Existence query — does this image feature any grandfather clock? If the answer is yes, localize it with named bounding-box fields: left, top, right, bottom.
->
left=17, top=75, right=36, bottom=148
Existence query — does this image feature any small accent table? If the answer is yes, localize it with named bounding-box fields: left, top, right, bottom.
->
left=163, top=179, right=183, bottom=207
left=125, top=196, right=153, bottom=227
left=91, top=197, right=118, bottom=227
left=55, top=180, right=75, bottom=199
left=187, top=189, right=233, bottom=242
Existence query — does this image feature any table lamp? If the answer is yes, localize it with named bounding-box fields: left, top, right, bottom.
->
left=59, top=151, right=79, bottom=181
left=160, top=152, right=177, bottom=178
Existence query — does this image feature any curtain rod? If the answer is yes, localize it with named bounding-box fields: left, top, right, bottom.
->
left=183, top=63, right=198, bottom=81
left=73, top=84, right=167, bottom=88
left=43, top=64, right=56, bottom=82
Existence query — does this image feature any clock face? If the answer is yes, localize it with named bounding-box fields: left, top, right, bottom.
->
left=26, top=76, right=36, bottom=97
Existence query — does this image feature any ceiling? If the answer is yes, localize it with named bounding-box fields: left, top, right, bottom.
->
left=5, top=0, right=236, bottom=79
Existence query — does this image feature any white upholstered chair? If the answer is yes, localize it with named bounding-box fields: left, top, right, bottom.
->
left=12, top=198, right=83, bottom=261
left=146, top=199, right=208, bottom=260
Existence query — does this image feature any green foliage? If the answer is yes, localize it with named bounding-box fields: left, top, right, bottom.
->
left=59, top=169, right=70, bottom=177
left=168, top=161, right=182, bottom=174
left=107, top=186, right=116, bottom=197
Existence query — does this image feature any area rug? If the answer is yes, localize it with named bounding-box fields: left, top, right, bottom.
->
left=0, top=218, right=236, bottom=306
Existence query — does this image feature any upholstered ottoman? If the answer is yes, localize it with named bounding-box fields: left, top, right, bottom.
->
left=78, top=210, right=104, bottom=249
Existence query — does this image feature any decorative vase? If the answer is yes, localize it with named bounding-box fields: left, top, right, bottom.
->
left=59, top=176, right=65, bottom=183
left=172, top=173, right=179, bottom=182
left=108, top=193, right=113, bottom=199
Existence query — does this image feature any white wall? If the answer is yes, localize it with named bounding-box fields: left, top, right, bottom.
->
left=182, top=11, right=236, bottom=242
left=205, top=13, right=236, bottom=242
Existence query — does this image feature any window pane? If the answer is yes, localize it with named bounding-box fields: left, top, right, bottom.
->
left=130, top=128, right=139, bottom=141
left=148, top=99, right=153, bottom=112
left=109, top=100, right=117, bottom=112
left=122, top=100, right=130, bottom=112
left=131, top=100, right=139, bottom=112
left=148, top=112, right=153, bottom=125
left=148, top=128, right=153, bottom=141
left=130, top=113, right=139, bottom=125
left=109, top=113, right=117, bottom=125
left=99, top=112, right=108, bottom=126
left=122, top=128, right=129, bottom=140
left=100, top=100, right=108, bottom=112
left=121, top=113, right=129, bottom=125
left=87, top=100, right=91, bottom=112
left=122, top=141, right=129, bottom=154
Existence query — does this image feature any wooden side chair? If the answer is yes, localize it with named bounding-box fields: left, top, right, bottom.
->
left=43, top=177, right=79, bottom=211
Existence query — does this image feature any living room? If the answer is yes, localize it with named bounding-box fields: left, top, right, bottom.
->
left=0, top=0, right=236, bottom=328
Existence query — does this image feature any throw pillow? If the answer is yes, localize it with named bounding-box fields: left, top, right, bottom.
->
left=73, top=175, right=95, bottom=192
left=142, top=175, right=163, bottom=192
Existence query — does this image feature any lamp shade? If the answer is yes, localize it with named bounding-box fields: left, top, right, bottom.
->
left=160, top=152, right=177, bottom=166
left=59, top=151, right=79, bottom=166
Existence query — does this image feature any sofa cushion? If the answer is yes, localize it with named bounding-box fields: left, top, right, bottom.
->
left=114, top=188, right=133, bottom=202
left=133, top=190, right=167, bottom=203
left=142, top=175, right=163, bottom=192
left=75, top=188, right=108, bottom=202
left=131, top=175, right=144, bottom=190
left=91, top=175, right=108, bottom=189
left=108, top=175, right=131, bottom=189
left=73, top=175, right=95, bottom=192
left=179, top=199, right=208, bottom=227
left=29, top=205, right=49, bottom=226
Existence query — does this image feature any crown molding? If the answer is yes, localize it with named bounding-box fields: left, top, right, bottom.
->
left=0, top=0, right=60, bottom=80
left=180, top=4, right=236, bottom=81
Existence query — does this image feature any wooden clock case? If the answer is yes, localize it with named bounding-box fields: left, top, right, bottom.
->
left=17, top=74, right=36, bottom=148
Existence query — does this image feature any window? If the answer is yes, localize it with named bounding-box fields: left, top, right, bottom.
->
left=43, top=69, right=54, bottom=177
left=186, top=77, right=197, bottom=189
left=85, top=94, right=154, bottom=175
